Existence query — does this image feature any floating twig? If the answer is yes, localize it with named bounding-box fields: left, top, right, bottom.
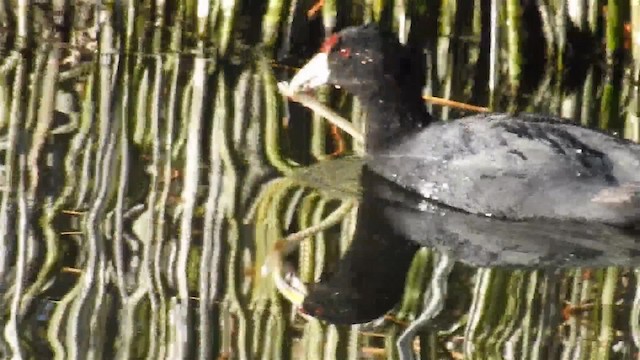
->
left=423, top=95, right=490, bottom=113
left=307, top=0, right=325, bottom=18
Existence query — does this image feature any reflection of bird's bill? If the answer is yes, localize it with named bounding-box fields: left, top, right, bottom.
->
left=261, top=240, right=308, bottom=308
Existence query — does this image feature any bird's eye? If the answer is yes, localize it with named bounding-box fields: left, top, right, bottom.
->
left=338, top=48, right=351, bottom=58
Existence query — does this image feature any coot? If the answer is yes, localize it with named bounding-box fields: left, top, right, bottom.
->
left=287, top=24, right=640, bottom=227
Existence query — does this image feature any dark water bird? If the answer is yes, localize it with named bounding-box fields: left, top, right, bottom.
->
left=287, top=24, right=640, bottom=228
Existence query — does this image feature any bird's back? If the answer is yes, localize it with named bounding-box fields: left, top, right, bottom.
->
left=366, top=113, right=640, bottom=226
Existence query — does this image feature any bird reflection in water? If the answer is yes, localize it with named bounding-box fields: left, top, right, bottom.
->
left=262, top=158, right=640, bottom=349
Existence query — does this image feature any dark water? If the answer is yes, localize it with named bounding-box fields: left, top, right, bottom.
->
left=0, top=5, right=640, bottom=360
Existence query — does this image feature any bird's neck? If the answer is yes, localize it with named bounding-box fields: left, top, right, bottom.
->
left=353, top=79, right=432, bottom=153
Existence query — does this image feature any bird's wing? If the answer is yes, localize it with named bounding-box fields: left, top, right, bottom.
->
left=366, top=114, right=640, bottom=225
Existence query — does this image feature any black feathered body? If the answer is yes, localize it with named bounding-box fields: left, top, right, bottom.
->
left=367, top=113, right=640, bottom=226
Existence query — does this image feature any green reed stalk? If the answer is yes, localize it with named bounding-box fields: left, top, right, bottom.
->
left=307, top=320, right=328, bottom=360
left=554, top=0, right=568, bottom=69
left=52, top=0, right=66, bottom=26
left=621, top=41, right=639, bottom=136
left=262, top=60, right=297, bottom=173
left=121, top=0, right=136, bottom=52
left=632, top=1, right=640, bottom=80
left=1, top=54, right=26, bottom=359
left=488, top=0, right=499, bottom=102
left=149, top=51, right=181, bottom=359
left=198, top=71, right=228, bottom=360
left=218, top=0, right=237, bottom=55
left=395, top=248, right=430, bottom=321
left=581, top=67, right=596, bottom=127
left=392, top=0, right=407, bottom=43
left=505, top=0, right=522, bottom=87
left=566, top=269, right=584, bottom=358
left=0, top=1, right=7, bottom=28
left=627, top=87, right=640, bottom=142
left=437, top=0, right=455, bottom=118
left=346, top=326, right=360, bottom=360
left=477, top=271, right=510, bottom=353
left=112, top=51, right=135, bottom=358
left=173, top=57, right=207, bottom=357
left=464, top=268, right=491, bottom=357
left=134, top=69, right=149, bottom=145
left=588, top=0, right=601, bottom=34
left=599, top=68, right=621, bottom=131
left=385, top=326, right=400, bottom=360
left=24, top=49, right=47, bottom=130
left=263, top=0, right=284, bottom=47
left=631, top=270, right=640, bottom=349
left=311, top=88, right=329, bottom=159
left=323, top=0, right=338, bottom=34
left=537, top=1, right=555, bottom=59
left=16, top=0, right=28, bottom=46
left=20, top=47, right=60, bottom=314
left=578, top=269, right=596, bottom=359
left=439, top=0, right=455, bottom=39
left=323, top=325, right=340, bottom=360
left=488, top=271, right=526, bottom=355
left=222, top=215, right=249, bottom=360
left=298, top=193, right=320, bottom=283
left=43, top=63, right=93, bottom=355
left=372, top=0, right=384, bottom=22
left=397, top=253, right=454, bottom=360
left=312, top=201, right=330, bottom=280
left=0, top=78, right=7, bottom=132
left=597, top=267, right=619, bottom=360
left=567, top=0, right=587, bottom=29
left=515, top=271, right=538, bottom=358
left=606, top=0, right=623, bottom=62
left=529, top=273, right=555, bottom=360
left=62, top=15, right=116, bottom=357
left=265, top=300, right=286, bottom=360
left=0, top=62, right=22, bottom=261
left=197, top=0, right=210, bottom=37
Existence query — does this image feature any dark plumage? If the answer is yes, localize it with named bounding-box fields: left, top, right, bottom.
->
left=289, top=24, right=640, bottom=227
